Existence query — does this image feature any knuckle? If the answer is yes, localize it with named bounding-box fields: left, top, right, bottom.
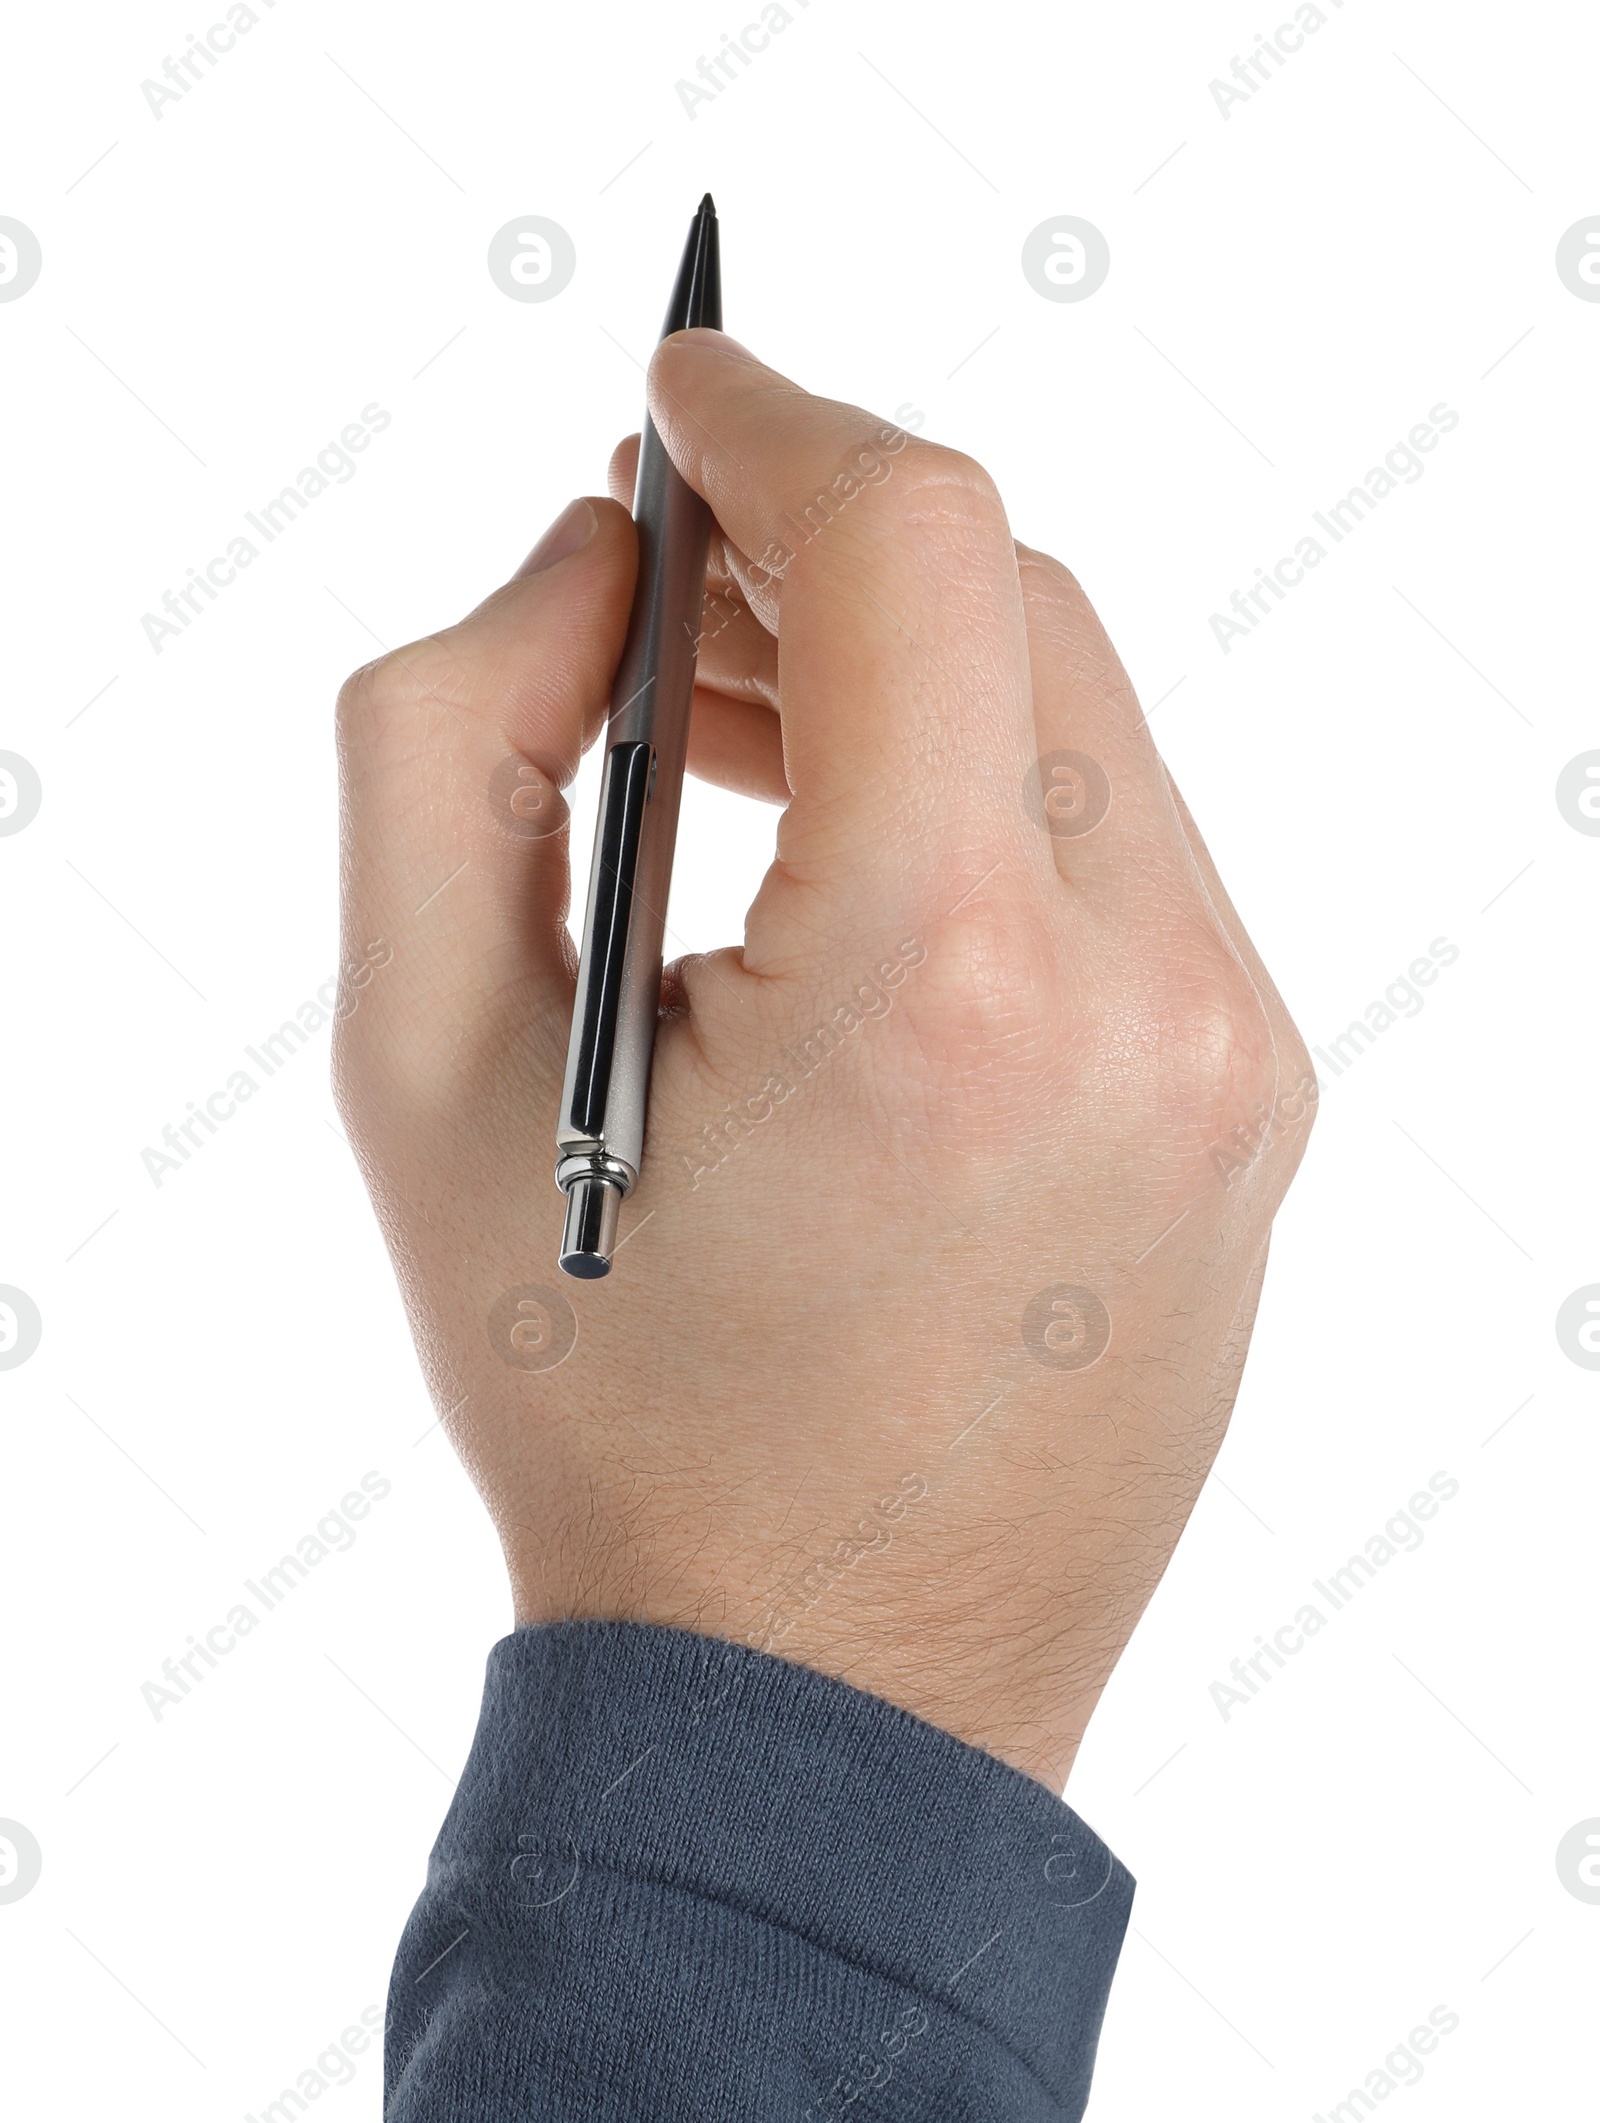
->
left=1134, top=942, right=1325, bottom=1188
left=886, top=440, right=1003, bottom=525
left=764, top=439, right=1006, bottom=583
left=1115, top=938, right=1279, bottom=1130
left=1182, top=967, right=1279, bottom=1115
left=1018, top=547, right=1084, bottom=603
left=335, top=637, right=461, bottom=750
left=335, top=652, right=398, bottom=749
left=337, top=649, right=396, bottom=722
left=1017, top=553, right=1132, bottom=701
left=924, top=901, right=1061, bottom=1020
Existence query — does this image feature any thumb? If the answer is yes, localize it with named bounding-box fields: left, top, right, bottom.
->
left=334, top=495, right=637, bottom=1109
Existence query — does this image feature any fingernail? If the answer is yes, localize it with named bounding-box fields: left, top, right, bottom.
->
left=518, top=498, right=597, bottom=577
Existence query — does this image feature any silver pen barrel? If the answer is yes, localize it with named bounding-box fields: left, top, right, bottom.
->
left=555, top=197, right=721, bottom=1277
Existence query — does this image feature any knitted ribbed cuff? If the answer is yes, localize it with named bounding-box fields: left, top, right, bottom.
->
left=386, top=1622, right=1133, bottom=2120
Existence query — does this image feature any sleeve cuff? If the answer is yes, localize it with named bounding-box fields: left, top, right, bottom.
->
left=385, top=1621, right=1133, bottom=2119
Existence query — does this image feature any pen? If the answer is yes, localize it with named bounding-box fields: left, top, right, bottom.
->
left=554, top=194, right=722, bottom=1278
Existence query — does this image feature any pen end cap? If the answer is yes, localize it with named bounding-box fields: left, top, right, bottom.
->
left=559, top=1252, right=612, bottom=1280
left=558, top=1173, right=624, bottom=1278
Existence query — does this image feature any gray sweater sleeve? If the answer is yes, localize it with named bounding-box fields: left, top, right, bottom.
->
left=384, top=1623, right=1132, bottom=2119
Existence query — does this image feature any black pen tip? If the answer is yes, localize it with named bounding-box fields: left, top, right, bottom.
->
left=661, top=193, right=722, bottom=336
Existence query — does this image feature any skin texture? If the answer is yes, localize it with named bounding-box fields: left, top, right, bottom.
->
left=334, top=331, right=1316, bottom=1792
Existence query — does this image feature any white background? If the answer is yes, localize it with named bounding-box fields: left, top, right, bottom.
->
left=2, top=0, right=1595, bottom=2115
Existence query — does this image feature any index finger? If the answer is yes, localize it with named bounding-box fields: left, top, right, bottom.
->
left=647, top=332, right=1050, bottom=923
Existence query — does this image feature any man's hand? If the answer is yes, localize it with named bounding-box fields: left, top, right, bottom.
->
left=333, top=332, right=1315, bottom=1790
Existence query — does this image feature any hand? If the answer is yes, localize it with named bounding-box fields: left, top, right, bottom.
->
left=333, top=331, right=1316, bottom=1790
